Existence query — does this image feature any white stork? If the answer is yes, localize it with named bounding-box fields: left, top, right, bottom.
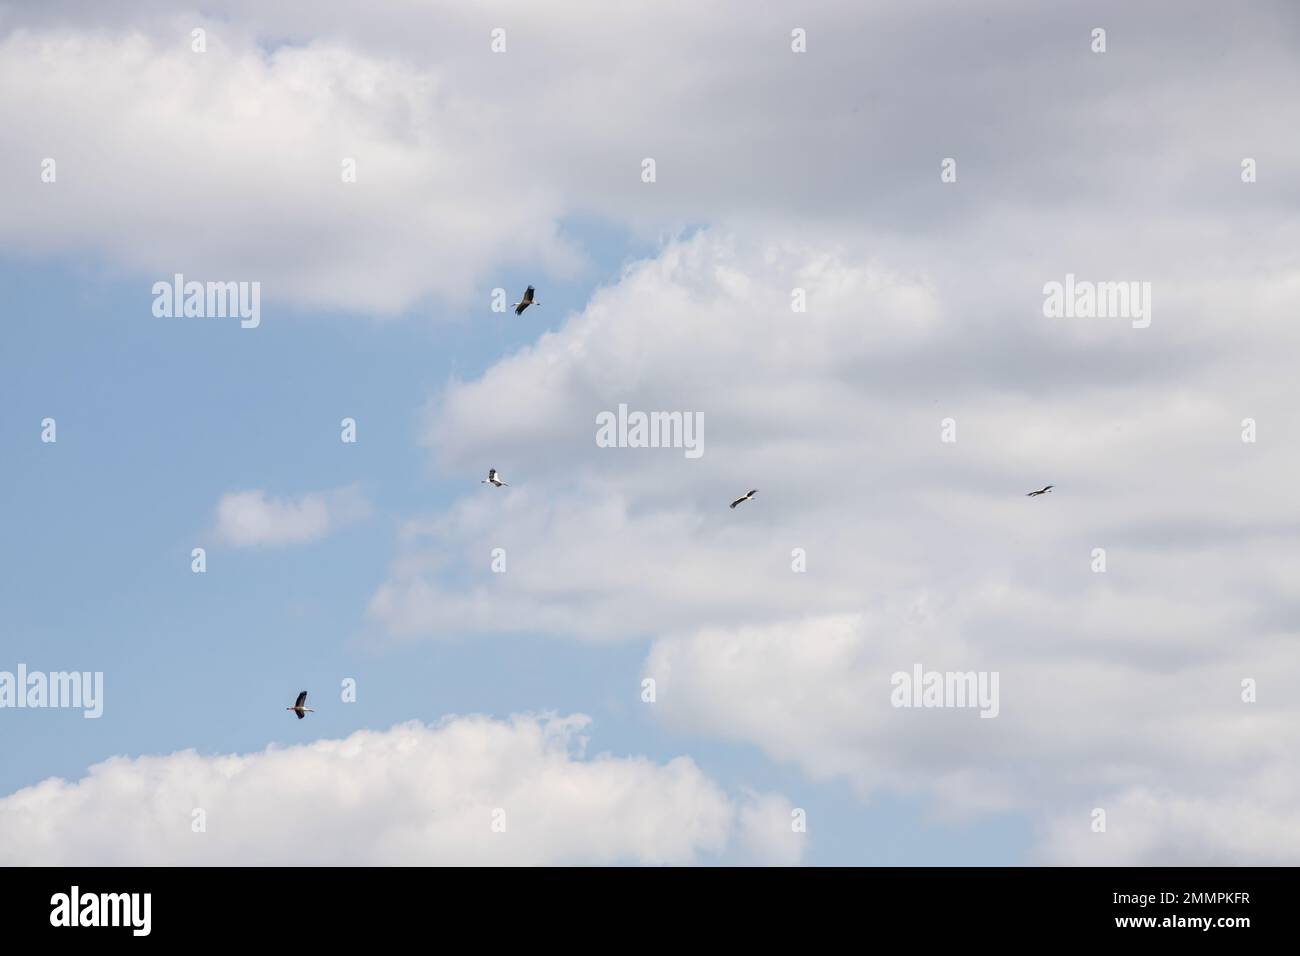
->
left=286, top=691, right=314, bottom=719
left=482, top=468, right=509, bottom=487
left=513, top=285, right=539, bottom=316
left=1026, top=485, right=1054, bottom=497
left=730, top=489, right=758, bottom=509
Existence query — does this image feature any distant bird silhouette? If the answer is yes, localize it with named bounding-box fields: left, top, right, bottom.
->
left=482, top=468, right=509, bottom=487
left=1026, top=485, right=1054, bottom=497
left=513, top=286, right=539, bottom=316
left=286, top=691, right=314, bottom=720
left=730, top=489, right=758, bottom=509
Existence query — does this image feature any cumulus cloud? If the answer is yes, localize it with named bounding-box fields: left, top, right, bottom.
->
left=366, top=223, right=1300, bottom=861
left=0, top=19, right=582, bottom=314
left=215, top=484, right=370, bottom=547
left=643, top=610, right=1300, bottom=862
left=370, top=233, right=942, bottom=642
left=0, top=713, right=802, bottom=865
left=1035, top=788, right=1300, bottom=866
left=736, top=790, right=806, bottom=866
left=5, top=1, right=1297, bottom=314
left=374, top=229, right=1300, bottom=643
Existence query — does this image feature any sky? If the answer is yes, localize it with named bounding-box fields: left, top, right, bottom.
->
left=1, top=0, right=1298, bottom=865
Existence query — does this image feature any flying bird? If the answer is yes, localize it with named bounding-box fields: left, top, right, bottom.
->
left=1026, top=485, right=1054, bottom=497
left=730, top=489, right=758, bottom=509
left=482, top=468, right=509, bottom=487
left=286, top=691, right=314, bottom=720
left=513, top=286, right=539, bottom=316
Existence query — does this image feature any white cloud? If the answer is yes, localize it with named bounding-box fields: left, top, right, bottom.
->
left=375, top=230, right=1300, bottom=644
left=215, top=484, right=370, bottom=547
left=1036, top=788, right=1300, bottom=866
left=736, top=790, right=806, bottom=866
left=0, top=713, right=802, bottom=865
left=643, top=607, right=1300, bottom=863
left=368, top=228, right=1300, bottom=862
left=5, top=2, right=1297, bottom=315
left=0, top=23, right=582, bottom=314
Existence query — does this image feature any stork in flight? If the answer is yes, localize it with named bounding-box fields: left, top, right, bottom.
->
left=730, top=489, right=758, bottom=509
left=513, top=286, right=539, bottom=316
left=286, top=691, right=314, bottom=719
left=482, top=468, right=509, bottom=487
left=1026, top=485, right=1054, bottom=497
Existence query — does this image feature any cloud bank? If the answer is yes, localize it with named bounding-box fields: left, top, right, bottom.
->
left=0, top=714, right=803, bottom=865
